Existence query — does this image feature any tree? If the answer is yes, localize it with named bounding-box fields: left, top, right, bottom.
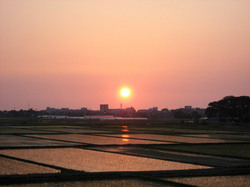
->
left=171, top=109, right=188, bottom=119
left=206, top=96, right=250, bottom=122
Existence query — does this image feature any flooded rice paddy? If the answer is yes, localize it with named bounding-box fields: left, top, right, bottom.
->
left=0, top=122, right=249, bottom=186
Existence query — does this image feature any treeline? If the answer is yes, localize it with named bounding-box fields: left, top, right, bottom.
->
left=0, top=109, right=39, bottom=118
left=206, top=96, right=250, bottom=122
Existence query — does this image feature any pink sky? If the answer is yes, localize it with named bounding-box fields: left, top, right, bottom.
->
left=0, top=0, right=250, bottom=110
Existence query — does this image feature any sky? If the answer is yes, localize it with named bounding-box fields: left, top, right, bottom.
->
left=0, top=0, right=250, bottom=111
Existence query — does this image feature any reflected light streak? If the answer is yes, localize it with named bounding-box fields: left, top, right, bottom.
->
left=122, top=134, right=130, bottom=142
left=122, top=135, right=130, bottom=138
left=121, top=126, right=130, bottom=142
left=121, top=125, right=129, bottom=132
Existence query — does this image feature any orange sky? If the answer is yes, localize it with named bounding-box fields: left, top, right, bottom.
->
left=0, top=0, right=250, bottom=110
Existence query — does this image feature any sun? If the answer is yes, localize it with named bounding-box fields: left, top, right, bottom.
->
left=120, top=88, right=130, bottom=97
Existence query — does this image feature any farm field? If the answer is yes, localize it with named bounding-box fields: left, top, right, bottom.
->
left=0, top=119, right=249, bottom=186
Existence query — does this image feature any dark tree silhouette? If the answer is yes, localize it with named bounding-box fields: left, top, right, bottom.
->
left=171, top=110, right=188, bottom=119
left=206, top=96, right=250, bottom=122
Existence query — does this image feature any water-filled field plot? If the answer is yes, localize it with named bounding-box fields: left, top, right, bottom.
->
left=0, top=122, right=249, bottom=186
left=0, top=135, right=80, bottom=147
left=104, top=133, right=241, bottom=143
left=28, top=134, right=173, bottom=145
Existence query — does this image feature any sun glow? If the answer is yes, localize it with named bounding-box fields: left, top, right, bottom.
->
left=120, top=88, right=130, bottom=97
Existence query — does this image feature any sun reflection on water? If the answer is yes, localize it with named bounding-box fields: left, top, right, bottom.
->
left=122, top=138, right=129, bottom=142
left=121, top=126, right=130, bottom=142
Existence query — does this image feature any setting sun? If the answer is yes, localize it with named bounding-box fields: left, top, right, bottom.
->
left=121, top=88, right=130, bottom=97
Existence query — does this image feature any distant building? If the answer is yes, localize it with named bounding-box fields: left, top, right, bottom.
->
left=61, top=108, right=69, bottom=112
left=195, top=107, right=206, bottom=117
left=149, top=107, right=158, bottom=112
left=100, top=104, right=109, bottom=113
left=46, top=107, right=57, bottom=114
left=108, top=109, right=120, bottom=115
left=137, top=107, right=158, bottom=119
left=108, top=107, right=136, bottom=117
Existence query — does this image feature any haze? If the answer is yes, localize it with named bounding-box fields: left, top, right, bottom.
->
left=0, top=0, right=249, bottom=110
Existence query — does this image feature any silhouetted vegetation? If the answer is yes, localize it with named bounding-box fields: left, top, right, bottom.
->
left=206, top=96, right=250, bottom=122
left=0, top=109, right=39, bottom=118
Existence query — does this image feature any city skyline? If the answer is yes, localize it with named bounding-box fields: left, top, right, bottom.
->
left=0, top=97, right=241, bottom=112
left=1, top=0, right=250, bottom=110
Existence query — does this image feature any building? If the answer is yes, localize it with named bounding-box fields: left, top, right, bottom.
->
left=100, top=104, right=109, bottom=113
left=61, top=108, right=69, bottom=112
left=45, top=107, right=57, bottom=114
left=149, top=107, right=158, bottom=112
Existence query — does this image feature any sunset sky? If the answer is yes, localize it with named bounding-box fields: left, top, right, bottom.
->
left=1, top=0, right=249, bottom=110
